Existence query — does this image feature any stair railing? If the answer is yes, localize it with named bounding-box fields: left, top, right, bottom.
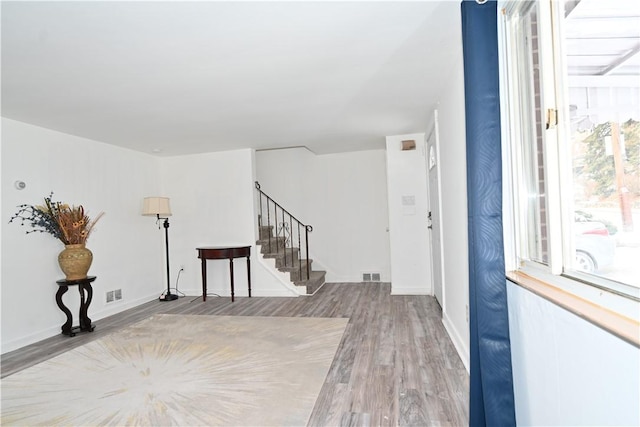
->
left=255, top=181, right=312, bottom=281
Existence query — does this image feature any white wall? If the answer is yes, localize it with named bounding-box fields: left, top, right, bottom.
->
left=385, top=133, right=432, bottom=295
left=1, top=118, right=163, bottom=352
left=508, top=282, right=640, bottom=426
left=256, top=148, right=391, bottom=282
left=255, top=148, right=315, bottom=221
left=160, top=149, right=295, bottom=297
left=1, top=122, right=297, bottom=354
left=435, top=54, right=470, bottom=370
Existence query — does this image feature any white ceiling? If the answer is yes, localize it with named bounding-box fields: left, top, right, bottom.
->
left=1, top=1, right=462, bottom=156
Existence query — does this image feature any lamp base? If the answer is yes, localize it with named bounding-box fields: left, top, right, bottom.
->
left=159, top=293, right=179, bottom=301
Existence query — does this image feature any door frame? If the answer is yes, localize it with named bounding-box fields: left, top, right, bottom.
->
left=427, top=109, right=446, bottom=311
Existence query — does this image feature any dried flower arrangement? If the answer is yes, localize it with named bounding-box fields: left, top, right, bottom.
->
left=9, top=192, right=104, bottom=245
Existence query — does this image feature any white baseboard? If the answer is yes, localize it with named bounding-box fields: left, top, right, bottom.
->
left=177, top=286, right=297, bottom=298
left=324, top=273, right=353, bottom=282
left=1, top=326, right=63, bottom=355
left=1, top=292, right=160, bottom=354
left=442, top=312, right=470, bottom=373
left=390, top=287, right=430, bottom=295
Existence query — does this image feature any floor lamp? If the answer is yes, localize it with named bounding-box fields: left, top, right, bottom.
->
left=143, top=197, right=179, bottom=301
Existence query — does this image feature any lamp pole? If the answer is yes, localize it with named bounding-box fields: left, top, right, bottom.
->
left=160, top=215, right=178, bottom=301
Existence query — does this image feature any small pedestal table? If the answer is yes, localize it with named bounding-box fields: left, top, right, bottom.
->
left=55, top=276, right=96, bottom=337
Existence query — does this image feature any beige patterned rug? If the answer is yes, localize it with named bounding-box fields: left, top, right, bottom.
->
left=1, top=314, right=348, bottom=426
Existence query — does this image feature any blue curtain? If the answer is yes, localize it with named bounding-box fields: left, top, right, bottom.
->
left=461, top=1, right=516, bottom=426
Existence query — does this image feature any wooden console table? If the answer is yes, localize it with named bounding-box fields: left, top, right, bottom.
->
left=55, top=276, right=96, bottom=337
left=197, top=246, right=251, bottom=302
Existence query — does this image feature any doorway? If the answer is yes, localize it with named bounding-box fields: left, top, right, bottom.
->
left=427, top=110, right=445, bottom=309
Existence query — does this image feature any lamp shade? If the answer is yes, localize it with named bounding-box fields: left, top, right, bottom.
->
left=142, top=197, right=172, bottom=216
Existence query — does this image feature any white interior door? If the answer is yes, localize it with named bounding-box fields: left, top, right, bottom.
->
left=427, top=112, right=444, bottom=308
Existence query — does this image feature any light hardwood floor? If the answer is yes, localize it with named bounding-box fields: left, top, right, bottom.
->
left=1, top=283, right=469, bottom=426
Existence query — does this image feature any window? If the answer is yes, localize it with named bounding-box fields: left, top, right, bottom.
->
left=501, top=0, right=640, bottom=314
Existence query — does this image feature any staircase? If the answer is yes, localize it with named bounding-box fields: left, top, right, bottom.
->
left=255, top=182, right=326, bottom=295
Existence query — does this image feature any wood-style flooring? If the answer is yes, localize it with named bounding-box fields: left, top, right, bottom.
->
left=1, top=283, right=469, bottom=426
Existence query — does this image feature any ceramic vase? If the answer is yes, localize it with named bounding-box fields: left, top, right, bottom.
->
left=58, top=244, right=93, bottom=280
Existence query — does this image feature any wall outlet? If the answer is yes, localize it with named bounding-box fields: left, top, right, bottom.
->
left=106, top=291, right=114, bottom=303
left=180, top=264, right=185, bottom=271
left=362, top=273, right=372, bottom=281
left=114, top=289, right=122, bottom=300
left=371, top=273, right=381, bottom=282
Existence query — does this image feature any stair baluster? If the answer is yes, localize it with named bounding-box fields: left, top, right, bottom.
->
left=255, top=181, right=323, bottom=292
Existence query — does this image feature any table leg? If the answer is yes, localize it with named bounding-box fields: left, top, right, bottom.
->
left=78, top=284, right=87, bottom=330
left=201, top=258, right=207, bottom=302
left=229, top=258, right=235, bottom=302
left=55, top=285, right=74, bottom=336
left=79, top=283, right=94, bottom=332
left=247, top=255, right=252, bottom=298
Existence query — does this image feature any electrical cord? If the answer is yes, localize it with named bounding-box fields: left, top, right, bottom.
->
left=158, top=267, right=186, bottom=299
left=167, top=265, right=226, bottom=302
left=173, top=268, right=185, bottom=297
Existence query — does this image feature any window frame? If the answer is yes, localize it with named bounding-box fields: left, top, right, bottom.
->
left=499, top=0, right=640, bottom=323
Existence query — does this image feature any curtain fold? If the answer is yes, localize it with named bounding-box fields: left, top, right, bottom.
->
left=461, top=1, right=516, bottom=426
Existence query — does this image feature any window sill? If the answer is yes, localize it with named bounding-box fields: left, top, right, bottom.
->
left=507, top=270, right=640, bottom=348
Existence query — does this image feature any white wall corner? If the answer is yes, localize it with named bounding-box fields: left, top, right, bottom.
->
left=385, top=133, right=433, bottom=296
left=442, top=312, right=470, bottom=373
left=256, top=149, right=391, bottom=284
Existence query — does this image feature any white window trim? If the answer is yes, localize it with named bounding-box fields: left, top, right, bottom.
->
left=499, top=0, right=640, bottom=330
left=507, top=270, right=639, bottom=347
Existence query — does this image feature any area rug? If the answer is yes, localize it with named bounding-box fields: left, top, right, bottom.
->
left=1, top=314, right=348, bottom=426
